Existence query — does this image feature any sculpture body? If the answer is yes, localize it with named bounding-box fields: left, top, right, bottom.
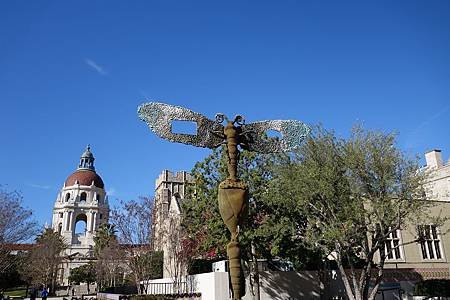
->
left=138, top=102, right=310, bottom=300
left=218, top=181, right=248, bottom=299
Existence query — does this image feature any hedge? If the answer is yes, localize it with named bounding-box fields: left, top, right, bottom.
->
left=414, top=279, right=450, bottom=297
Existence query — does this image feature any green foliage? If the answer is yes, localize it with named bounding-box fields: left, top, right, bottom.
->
left=414, top=279, right=450, bottom=297
left=94, top=223, right=117, bottom=256
left=269, top=125, right=434, bottom=300
left=148, top=251, right=163, bottom=279
left=188, top=258, right=220, bottom=275
left=182, top=147, right=229, bottom=257
left=182, top=145, right=319, bottom=268
left=68, top=263, right=96, bottom=285
left=4, top=288, right=27, bottom=297
left=21, top=228, right=67, bottom=293
left=0, top=254, right=25, bottom=289
left=182, top=124, right=436, bottom=300
left=131, top=251, right=163, bottom=280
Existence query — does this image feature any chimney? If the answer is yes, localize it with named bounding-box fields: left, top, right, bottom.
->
left=425, top=149, right=443, bottom=168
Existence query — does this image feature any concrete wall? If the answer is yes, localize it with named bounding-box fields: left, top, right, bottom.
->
left=243, top=271, right=321, bottom=300
left=145, top=271, right=321, bottom=300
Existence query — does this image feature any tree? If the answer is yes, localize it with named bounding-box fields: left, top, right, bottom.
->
left=183, top=146, right=319, bottom=260
left=95, top=238, right=125, bottom=290
left=111, top=196, right=157, bottom=294
left=0, top=252, right=26, bottom=290
left=0, top=187, right=38, bottom=276
left=93, top=223, right=125, bottom=290
left=268, top=125, right=436, bottom=300
left=182, top=146, right=315, bottom=298
left=22, top=229, right=67, bottom=294
left=94, top=223, right=117, bottom=257
left=68, top=263, right=96, bottom=293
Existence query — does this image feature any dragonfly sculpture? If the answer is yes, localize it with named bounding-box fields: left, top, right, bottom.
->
left=138, top=102, right=310, bottom=299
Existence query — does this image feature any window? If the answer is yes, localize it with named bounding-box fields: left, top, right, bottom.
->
left=385, top=229, right=402, bottom=260
left=99, top=213, right=103, bottom=220
left=65, top=193, right=70, bottom=202
left=74, top=214, right=87, bottom=237
left=96, top=193, right=100, bottom=201
left=80, top=192, right=87, bottom=202
left=418, top=225, right=442, bottom=259
left=59, top=212, right=63, bottom=218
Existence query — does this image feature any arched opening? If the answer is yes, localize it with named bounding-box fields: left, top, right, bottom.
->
left=96, top=193, right=101, bottom=201
left=58, top=223, right=62, bottom=234
left=74, top=214, right=88, bottom=235
left=80, top=192, right=87, bottom=202
left=65, top=193, right=70, bottom=202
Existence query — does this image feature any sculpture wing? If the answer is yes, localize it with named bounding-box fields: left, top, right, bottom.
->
left=138, top=102, right=224, bottom=149
left=242, top=120, right=310, bottom=153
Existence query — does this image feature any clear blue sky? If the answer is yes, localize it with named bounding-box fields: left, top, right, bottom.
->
left=1, top=1, right=449, bottom=227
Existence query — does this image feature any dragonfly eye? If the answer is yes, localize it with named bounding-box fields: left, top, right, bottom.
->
left=215, top=113, right=225, bottom=124
left=234, top=115, right=245, bottom=125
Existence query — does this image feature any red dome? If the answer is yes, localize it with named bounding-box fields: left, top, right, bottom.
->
left=65, top=170, right=104, bottom=189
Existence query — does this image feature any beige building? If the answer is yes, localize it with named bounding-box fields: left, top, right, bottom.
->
left=382, top=149, right=450, bottom=288
left=52, top=146, right=109, bottom=285
left=152, top=170, right=193, bottom=278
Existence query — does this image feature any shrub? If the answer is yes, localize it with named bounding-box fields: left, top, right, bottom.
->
left=414, top=279, right=450, bottom=297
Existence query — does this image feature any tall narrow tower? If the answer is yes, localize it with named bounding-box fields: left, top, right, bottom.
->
left=52, top=146, right=109, bottom=284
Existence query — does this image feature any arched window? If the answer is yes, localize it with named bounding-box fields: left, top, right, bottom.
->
left=74, top=214, right=87, bottom=236
left=80, top=192, right=87, bottom=202
left=65, top=193, right=70, bottom=202
left=96, top=193, right=101, bottom=201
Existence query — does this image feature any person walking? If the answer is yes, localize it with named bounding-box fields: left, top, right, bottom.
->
left=41, top=288, right=48, bottom=300
left=30, top=288, right=37, bottom=300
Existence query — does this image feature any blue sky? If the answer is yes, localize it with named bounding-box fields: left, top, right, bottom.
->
left=0, top=1, right=449, bottom=227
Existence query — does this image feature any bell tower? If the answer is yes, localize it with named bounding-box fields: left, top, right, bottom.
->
left=52, top=146, right=109, bottom=284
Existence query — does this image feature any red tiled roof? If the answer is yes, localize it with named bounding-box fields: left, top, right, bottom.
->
left=2, top=243, right=34, bottom=251
left=65, top=170, right=104, bottom=189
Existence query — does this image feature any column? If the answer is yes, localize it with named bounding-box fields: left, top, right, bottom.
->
left=63, top=212, right=68, bottom=231
left=91, top=212, right=96, bottom=231
left=67, top=211, right=73, bottom=232
left=86, top=211, right=92, bottom=233
left=92, top=212, right=97, bottom=231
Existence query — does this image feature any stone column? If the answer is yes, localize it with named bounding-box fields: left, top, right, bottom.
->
left=63, top=212, right=68, bottom=231
left=92, top=212, right=97, bottom=231
left=68, top=211, right=74, bottom=232
left=86, top=211, right=92, bottom=233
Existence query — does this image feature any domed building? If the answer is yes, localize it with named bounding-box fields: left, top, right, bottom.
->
left=51, top=146, right=109, bottom=285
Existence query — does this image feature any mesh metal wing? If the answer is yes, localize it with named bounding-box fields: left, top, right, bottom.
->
left=242, top=120, right=310, bottom=153
left=138, top=102, right=224, bottom=149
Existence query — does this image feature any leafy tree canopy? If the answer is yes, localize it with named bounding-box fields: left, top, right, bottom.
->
left=267, top=125, right=437, bottom=300
left=182, top=146, right=320, bottom=269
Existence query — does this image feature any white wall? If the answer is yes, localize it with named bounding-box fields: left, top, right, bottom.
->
left=145, top=271, right=321, bottom=300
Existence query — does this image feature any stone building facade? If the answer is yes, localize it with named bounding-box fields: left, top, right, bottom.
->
left=152, top=170, right=193, bottom=278
left=52, top=146, right=109, bottom=285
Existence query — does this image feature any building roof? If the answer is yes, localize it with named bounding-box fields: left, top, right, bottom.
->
left=3, top=243, right=34, bottom=251
left=65, top=169, right=104, bottom=189
left=63, top=146, right=104, bottom=189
